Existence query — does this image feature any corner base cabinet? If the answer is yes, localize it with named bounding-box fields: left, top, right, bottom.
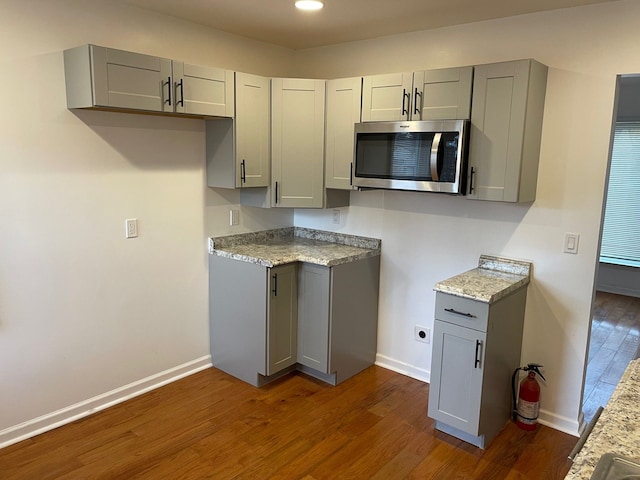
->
left=428, top=288, right=527, bottom=448
left=209, top=255, right=380, bottom=387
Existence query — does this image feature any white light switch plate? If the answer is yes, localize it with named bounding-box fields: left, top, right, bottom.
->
left=564, top=233, right=579, bottom=254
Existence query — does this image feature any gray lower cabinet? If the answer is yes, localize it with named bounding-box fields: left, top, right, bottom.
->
left=209, top=257, right=295, bottom=385
left=209, top=255, right=380, bottom=387
left=428, top=288, right=527, bottom=448
left=296, top=260, right=380, bottom=384
left=297, top=263, right=330, bottom=372
left=267, top=263, right=297, bottom=375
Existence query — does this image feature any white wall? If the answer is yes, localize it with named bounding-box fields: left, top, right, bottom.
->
left=0, top=0, right=294, bottom=447
left=294, top=0, right=640, bottom=435
left=3, top=0, right=639, bottom=447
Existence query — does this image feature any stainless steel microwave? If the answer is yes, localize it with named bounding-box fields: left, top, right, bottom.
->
left=353, top=119, right=469, bottom=194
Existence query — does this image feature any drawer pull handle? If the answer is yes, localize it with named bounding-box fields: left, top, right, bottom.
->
left=444, top=308, right=476, bottom=318
left=474, top=340, right=482, bottom=368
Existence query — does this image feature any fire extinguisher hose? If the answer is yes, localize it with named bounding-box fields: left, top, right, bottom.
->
left=511, top=367, right=522, bottom=421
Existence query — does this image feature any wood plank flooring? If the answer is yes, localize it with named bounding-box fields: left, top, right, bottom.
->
left=0, top=366, right=576, bottom=479
left=583, top=291, right=640, bottom=424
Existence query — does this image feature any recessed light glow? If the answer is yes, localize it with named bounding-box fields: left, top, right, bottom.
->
left=295, top=0, right=324, bottom=11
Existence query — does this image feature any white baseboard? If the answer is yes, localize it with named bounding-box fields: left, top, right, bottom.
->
left=0, top=355, right=212, bottom=450
left=375, top=354, right=581, bottom=437
left=597, top=284, right=640, bottom=298
left=537, top=408, right=580, bottom=437
left=375, top=354, right=430, bottom=383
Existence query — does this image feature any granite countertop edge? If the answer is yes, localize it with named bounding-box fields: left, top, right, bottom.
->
left=433, top=255, right=532, bottom=304
left=209, top=227, right=381, bottom=267
left=564, top=358, right=640, bottom=479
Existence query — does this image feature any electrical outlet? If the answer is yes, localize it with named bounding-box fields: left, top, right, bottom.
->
left=332, top=209, right=340, bottom=225
left=415, top=326, right=430, bottom=344
left=125, top=218, right=138, bottom=238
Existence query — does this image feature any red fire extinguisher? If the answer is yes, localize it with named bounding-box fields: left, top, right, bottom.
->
left=512, top=363, right=546, bottom=431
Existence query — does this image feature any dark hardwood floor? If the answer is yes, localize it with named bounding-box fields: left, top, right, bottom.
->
left=0, top=365, right=576, bottom=479
left=583, top=291, right=640, bottom=424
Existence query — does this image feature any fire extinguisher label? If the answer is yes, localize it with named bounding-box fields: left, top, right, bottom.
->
left=517, top=399, right=539, bottom=424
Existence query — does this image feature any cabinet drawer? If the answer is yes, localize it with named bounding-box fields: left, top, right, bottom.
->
left=435, top=293, right=489, bottom=332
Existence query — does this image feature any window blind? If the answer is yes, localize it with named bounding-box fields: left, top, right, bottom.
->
left=600, top=121, right=640, bottom=266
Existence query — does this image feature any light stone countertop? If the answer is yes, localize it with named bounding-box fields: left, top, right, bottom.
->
left=433, top=255, right=532, bottom=304
left=209, top=227, right=381, bottom=267
left=565, top=358, right=640, bottom=479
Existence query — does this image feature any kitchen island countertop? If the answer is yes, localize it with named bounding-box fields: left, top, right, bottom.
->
left=565, top=358, right=640, bottom=479
left=209, top=227, right=381, bottom=268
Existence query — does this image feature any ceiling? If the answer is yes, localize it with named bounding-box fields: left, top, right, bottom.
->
left=119, top=0, right=618, bottom=50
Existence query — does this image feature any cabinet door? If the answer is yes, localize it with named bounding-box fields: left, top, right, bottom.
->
left=468, top=60, right=547, bottom=202
left=428, top=320, right=485, bottom=436
left=173, top=62, right=234, bottom=117
left=235, top=72, right=270, bottom=187
left=325, top=77, right=362, bottom=190
left=362, top=73, right=413, bottom=121
left=297, top=264, right=330, bottom=373
left=267, top=264, right=297, bottom=375
left=91, top=46, right=172, bottom=112
left=413, top=66, right=473, bottom=120
left=271, top=78, right=325, bottom=208
left=209, top=255, right=268, bottom=386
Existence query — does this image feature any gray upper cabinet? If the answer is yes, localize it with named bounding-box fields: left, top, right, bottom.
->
left=271, top=78, right=326, bottom=208
left=467, top=59, right=548, bottom=203
left=172, top=61, right=234, bottom=117
left=64, top=45, right=170, bottom=112
left=206, top=72, right=270, bottom=188
left=324, top=77, right=362, bottom=190
left=362, top=72, right=413, bottom=121
left=413, top=67, right=473, bottom=120
left=63, top=45, right=233, bottom=117
left=361, top=67, right=473, bottom=122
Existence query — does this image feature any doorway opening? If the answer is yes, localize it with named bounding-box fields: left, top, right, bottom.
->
left=583, top=74, right=640, bottom=424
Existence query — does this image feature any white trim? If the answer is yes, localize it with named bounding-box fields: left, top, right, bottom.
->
left=374, top=355, right=581, bottom=437
left=375, top=354, right=430, bottom=383
left=597, top=283, right=640, bottom=298
left=0, top=356, right=212, bottom=450
left=537, top=408, right=580, bottom=437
